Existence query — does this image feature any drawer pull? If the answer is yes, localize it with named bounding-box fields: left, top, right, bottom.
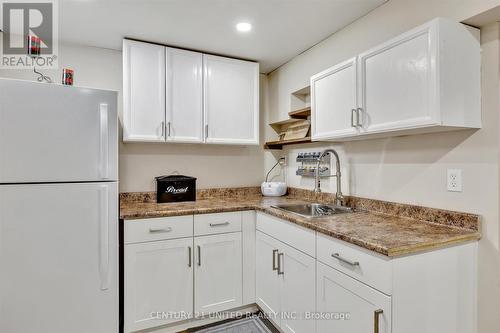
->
left=332, top=253, right=359, bottom=267
left=209, top=222, right=230, bottom=227
left=197, top=245, right=201, bottom=266
left=188, top=246, right=192, bottom=268
left=374, top=309, right=383, bottom=333
left=272, top=249, right=279, bottom=271
left=277, top=252, right=284, bottom=275
left=149, top=227, right=173, bottom=233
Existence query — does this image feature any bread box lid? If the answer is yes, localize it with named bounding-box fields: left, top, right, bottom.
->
left=155, top=175, right=197, bottom=181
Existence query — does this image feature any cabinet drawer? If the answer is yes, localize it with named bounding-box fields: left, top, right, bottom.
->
left=256, top=212, right=315, bottom=257
left=317, top=233, right=392, bottom=295
left=124, top=215, right=193, bottom=244
left=194, top=211, right=242, bottom=236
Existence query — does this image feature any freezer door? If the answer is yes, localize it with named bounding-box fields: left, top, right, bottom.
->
left=0, top=182, right=118, bottom=333
left=0, top=79, right=118, bottom=182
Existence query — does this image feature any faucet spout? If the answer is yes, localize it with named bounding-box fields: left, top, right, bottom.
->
left=314, top=149, right=344, bottom=206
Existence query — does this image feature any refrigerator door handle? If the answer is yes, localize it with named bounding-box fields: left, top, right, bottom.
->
left=99, top=185, right=110, bottom=290
left=99, top=103, right=109, bottom=180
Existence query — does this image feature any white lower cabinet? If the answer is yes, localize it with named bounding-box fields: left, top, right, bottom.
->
left=256, top=230, right=315, bottom=333
left=280, top=241, right=316, bottom=333
left=124, top=213, right=246, bottom=333
left=316, top=261, right=391, bottom=333
left=194, top=232, right=243, bottom=315
left=124, top=237, right=194, bottom=332
left=256, top=212, right=477, bottom=333
left=256, top=231, right=282, bottom=326
left=124, top=212, right=477, bottom=333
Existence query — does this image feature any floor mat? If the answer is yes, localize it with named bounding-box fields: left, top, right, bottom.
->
left=194, top=317, right=272, bottom=333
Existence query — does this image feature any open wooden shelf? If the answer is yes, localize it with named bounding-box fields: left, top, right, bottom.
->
left=268, top=118, right=305, bottom=132
left=265, top=86, right=311, bottom=150
left=264, top=136, right=312, bottom=150
left=288, top=106, right=311, bottom=119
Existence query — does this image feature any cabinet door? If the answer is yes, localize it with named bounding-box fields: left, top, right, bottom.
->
left=316, top=262, right=392, bottom=333
left=194, top=232, right=243, bottom=315
left=123, top=39, right=166, bottom=142
left=280, top=242, right=316, bottom=333
left=256, top=231, right=282, bottom=327
left=166, top=48, right=204, bottom=143
left=124, top=238, right=193, bottom=332
left=311, top=57, right=358, bottom=140
left=203, top=55, right=259, bottom=145
left=358, top=23, right=439, bottom=134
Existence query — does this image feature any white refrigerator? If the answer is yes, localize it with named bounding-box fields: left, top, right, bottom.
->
left=0, top=78, right=119, bottom=333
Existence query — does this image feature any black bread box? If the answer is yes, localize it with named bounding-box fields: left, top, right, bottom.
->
left=156, top=175, right=196, bottom=203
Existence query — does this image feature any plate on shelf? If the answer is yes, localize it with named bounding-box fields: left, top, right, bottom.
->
left=283, top=119, right=310, bottom=140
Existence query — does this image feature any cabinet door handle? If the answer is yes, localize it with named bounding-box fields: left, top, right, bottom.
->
left=197, top=245, right=201, bottom=266
left=277, top=252, right=284, bottom=275
left=148, top=227, right=172, bottom=233
left=209, top=222, right=230, bottom=227
left=332, top=253, right=359, bottom=267
left=356, top=107, right=363, bottom=127
left=272, top=249, right=279, bottom=271
left=188, top=246, right=192, bottom=267
left=161, top=121, right=165, bottom=138
left=167, top=121, right=171, bottom=137
left=205, top=124, right=209, bottom=139
left=351, top=109, right=357, bottom=128
left=374, top=309, right=383, bottom=333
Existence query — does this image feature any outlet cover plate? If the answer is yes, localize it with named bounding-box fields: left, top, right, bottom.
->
left=447, top=169, right=463, bottom=192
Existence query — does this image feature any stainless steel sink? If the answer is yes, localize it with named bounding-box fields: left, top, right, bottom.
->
left=271, top=203, right=355, bottom=218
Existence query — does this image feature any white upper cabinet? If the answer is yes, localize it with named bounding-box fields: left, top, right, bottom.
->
left=358, top=23, right=437, bottom=134
left=311, top=57, right=359, bottom=140
left=166, top=48, right=204, bottom=143
left=123, top=40, right=166, bottom=142
left=123, top=41, right=259, bottom=145
left=204, top=55, right=260, bottom=145
left=311, top=18, right=481, bottom=141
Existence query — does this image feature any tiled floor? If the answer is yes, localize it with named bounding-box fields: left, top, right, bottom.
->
left=194, top=317, right=271, bottom=332
left=181, top=313, right=279, bottom=333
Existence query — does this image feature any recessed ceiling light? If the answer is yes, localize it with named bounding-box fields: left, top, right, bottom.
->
left=236, top=22, right=252, bottom=33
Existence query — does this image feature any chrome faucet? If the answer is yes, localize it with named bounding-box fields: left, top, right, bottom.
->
left=314, top=148, right=345, bottom=206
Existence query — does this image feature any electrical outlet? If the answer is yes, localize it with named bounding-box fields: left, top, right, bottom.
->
left=447, top=169, right=463, bottom=192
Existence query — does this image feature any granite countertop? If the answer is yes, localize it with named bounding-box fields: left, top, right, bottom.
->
left=120, top=187, right=481, bottom=257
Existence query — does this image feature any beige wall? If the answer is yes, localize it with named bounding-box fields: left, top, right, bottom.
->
left=0, top=42, right=265, bottom=192
left=265, top=1, right=500, bottom=332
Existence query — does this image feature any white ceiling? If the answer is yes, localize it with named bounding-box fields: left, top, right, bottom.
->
left=60, top=0, right=387, bottom=73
